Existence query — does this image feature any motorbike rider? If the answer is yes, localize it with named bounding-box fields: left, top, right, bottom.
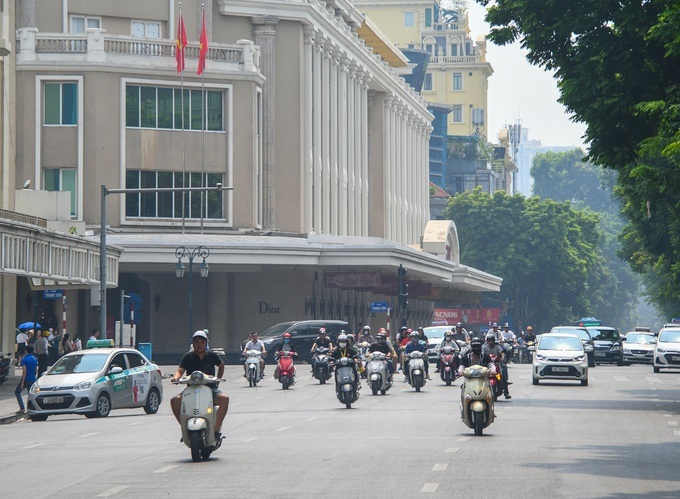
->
left=330, top=334, right=361, bottom=390
left=501, top=323, right=517, bottom=342
left=488, top=323, right=503, bottom=341
left=435, top=331, right=459, bottom=373
left=242, top=331, right=267, bottom=378
left=482, top=333, right=511, bottom=399
left=523, top=326, right=537, bottom=343
left=458, top=337, right=494, bottom=374
left=452, top=323, right=470, bottom=343
left=416, top=326, right=429, bottom=343
left=171, top=330, right=228, bottom=441
left=367, top=332, right=395, bottom=381
left=310, top=328, right=333, bottom=373
left=357, top=325, right=374, bottom=345
left=402, top=331, right=429, bottom=383
left=273, top=332, right=298, bottom=380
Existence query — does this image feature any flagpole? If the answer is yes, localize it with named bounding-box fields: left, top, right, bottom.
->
left=200, top=4, right=206, bottom=234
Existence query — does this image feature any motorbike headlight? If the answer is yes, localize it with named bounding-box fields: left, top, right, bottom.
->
left=191, top=371, right=205, bottom=383
left=74, top=380, right=92, bottom=391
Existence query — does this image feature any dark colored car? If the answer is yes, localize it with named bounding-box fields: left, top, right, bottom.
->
left=586, top=326, right=624, bottom=365
left=548, top=326, right=596, bottom=367
left=242, top=320, right=349, bottom=363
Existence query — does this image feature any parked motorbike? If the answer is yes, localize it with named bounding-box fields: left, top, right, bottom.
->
left=333, top=356, right=359, bottom=408
left=488, top=354, right=504, bottom=401
left=244, top=349, right=263, bottom=387
left=366, top=351, right=392, bottom=395
left=405, top=351, right=427, bottom=392
left=0, top=352, right=12, bottom=385
left=438, top=346, right=459, bottom=386
left=460, top=364, right=495, bottom=436
left=311, top=347, right=332, bottom=384
left=173, top=371, right=225, bottom=462
left=275, top=350, right=297, bottom=390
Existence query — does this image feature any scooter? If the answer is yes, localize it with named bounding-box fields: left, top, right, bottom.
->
left=244, top=350, right=263, bottom=387
left=0, top=352, right=12, bottom=385
left=438, top=346, right=459, bottom=386
left=333, top=356, right=359, bottom=408
left=174, top=371, right=225, bottom=462
left=275, top=350, right=297, bottom=390
left=460, top=364, right=495, bottom=436
left=406, top=351, right=427, bottom=392
left=356, top=342, right=370, bottom=379
left=488, top=354, right=504, bottom=401
left=366, top=351, right=392, bottom=395
left=526, top=340, right=536, bottom=364
left=311, top=347, right=332, bottom=384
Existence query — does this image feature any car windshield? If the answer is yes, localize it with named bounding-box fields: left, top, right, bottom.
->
left=659, top=330, right=680, bottom=343
left=550, top=327, right=590, bottom=342
left=587, top=328, right=619, bottom=341
left=424, top=327, right=448, bottom=340
left=624, top=334, right=655, bottom=344
left=539, top=336, right=583, bottom=351
left=259, top=322, right=295, bottom=338
left=47, top=353, right=109, bottom=374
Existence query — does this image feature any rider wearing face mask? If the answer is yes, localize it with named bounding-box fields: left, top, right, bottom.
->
left=367, top=333, right=395, bottom=381
left=330, top=334, right=361, bottom=389
left=435, top=331, right=458, bottom=373
left=273, top=332, right=298, bottom=380
left=458, top=337, right=493, bottom=375
left=403, top=331, right=429, bottom=382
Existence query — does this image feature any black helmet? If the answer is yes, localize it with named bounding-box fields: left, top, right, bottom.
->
left=470, top=337, right=482, bottom=347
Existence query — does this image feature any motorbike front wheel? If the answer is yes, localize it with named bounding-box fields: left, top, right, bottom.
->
left=474, top=416, right=484, bottom=436
left=281, top=375, right=290, bottom=390
left=189, top=431, right=202, bottom=462
left=371, top=379, right=380, bottom=395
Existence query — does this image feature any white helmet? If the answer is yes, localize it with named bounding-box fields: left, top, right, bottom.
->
left=192, top=330, right=208, bottom=340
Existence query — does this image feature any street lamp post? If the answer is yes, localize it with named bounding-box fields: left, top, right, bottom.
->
left=174, top=246, right=210, bottom=340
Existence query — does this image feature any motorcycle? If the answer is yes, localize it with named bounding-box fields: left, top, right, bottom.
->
left=244, top=349, right=263, bottom=387
left=438, top=346, right=459, bottom=386
left=460, top=364, right=495, bottom=436
left=333, top=356, right=359, bottom=408
left=356, top=342, right=370, bottom=379
left=0, top=352, right=12, bottom=385
left=173, top=371, right=225, bottom=462
left=275, top=350, right=297, bottom=390
left=488, top=354, right=504, bottom=401
left=311, top=347, right=332, bottom=384
left=365, top=351, right=392, bottom=395
left=406, top=350, right=427, bottom=392
left=525, top=340, right=536, bottom=364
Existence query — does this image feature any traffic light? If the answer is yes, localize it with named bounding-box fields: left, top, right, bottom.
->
left=397, top=264, right=407, bottom=277
left=398, top=265, right=408, bottom=309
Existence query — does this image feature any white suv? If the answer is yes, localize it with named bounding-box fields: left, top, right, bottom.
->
left=653, top=327, right=680, bottom=373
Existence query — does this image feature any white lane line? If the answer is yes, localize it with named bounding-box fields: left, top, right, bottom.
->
left=79, top=432, right=99, bottom=438
left=614, top=376, right=629, bottom=382
left=275, top=426, right=292, bottom=432
left=306, top=416, right=320, bottom=421
left=243, top=437, right=259, bottom=442
left=96, top=485, right=129, bottom=497
left=153, top=465, right=179, bottom=474
left=668, top=421, right=677, bottom=426
left=420, top=483, right=439, bottom=493
left=674, top=430, right=680, bottom=436
left=255, top=396, right=266, bottom=400
left=432, top=463, right=448, bottom=471
left=663, top=414, right=672, bottom=417
left=645, top=377, right=662, bottom=384
left=444, top=447, right=460, bottom=453
left=21, top=443, right=45, bottom=449
left=457, top=437, right=471, bottom=442
left=126, top=421, right=144, bottom=426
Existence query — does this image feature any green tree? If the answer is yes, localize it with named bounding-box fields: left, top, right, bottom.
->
left=444, top=189, right=605, bottom=330
left=476, top=0, right=680, bottom=316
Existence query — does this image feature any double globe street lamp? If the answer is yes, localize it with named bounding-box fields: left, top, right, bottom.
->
left=174, top=246, right=210, bottom=340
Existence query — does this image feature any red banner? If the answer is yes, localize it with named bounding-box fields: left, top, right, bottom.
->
left=433, top=308, right=501, bottom=325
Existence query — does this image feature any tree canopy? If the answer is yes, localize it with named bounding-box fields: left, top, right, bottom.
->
left=476, top=0, right=680, bottom=316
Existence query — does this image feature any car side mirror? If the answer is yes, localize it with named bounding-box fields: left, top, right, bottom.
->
left=651, top=339, right=657, bottom=344
left=109, top=366, right=124, bottom=375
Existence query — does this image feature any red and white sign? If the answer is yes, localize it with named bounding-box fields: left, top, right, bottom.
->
left=433, top=308, right=501, bottom=325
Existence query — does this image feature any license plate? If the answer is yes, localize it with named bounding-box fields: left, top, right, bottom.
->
left=672, top=356, right=680, bottom=362
left=633, top=354, right=646, bottom=357
left=552, top=367, right=569, bottom=372
left=594, top=352, right=605, bottom=357
left=42, top=396, right=64, bottom=404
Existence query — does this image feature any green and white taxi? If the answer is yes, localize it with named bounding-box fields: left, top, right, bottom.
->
left=27, top=340, right=163, bottom=421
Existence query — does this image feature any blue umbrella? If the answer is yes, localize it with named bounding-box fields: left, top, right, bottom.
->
left=18, top=321, right=41, bottom=329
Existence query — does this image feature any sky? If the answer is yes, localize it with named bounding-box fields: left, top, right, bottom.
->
left=466, top=3, right=588, bottom=149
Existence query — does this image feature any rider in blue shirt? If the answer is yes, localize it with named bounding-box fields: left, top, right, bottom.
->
left=403, top=331, right=429, bottom=382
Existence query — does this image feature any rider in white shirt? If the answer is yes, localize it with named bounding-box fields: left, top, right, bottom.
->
left=243, top=332, right=267, bottom=377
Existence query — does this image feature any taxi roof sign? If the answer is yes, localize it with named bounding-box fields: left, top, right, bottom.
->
left=575, top=317, right=602, bottom=327
left=86, top=339, right=115, bottom=348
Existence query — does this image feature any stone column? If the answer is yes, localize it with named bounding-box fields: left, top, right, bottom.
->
left=330, top=48, right=339, bottom=234
left=338, top=55, right=349, bottom=236
left=312, top=35, right=324, bottom=233
left=321, top=42, right=332, bottom=233
left=18, top=0, right=36, bottom=28
left=361, top=76, right=370, bottom=236
left=303, top=28, right=316, bottom=233
left=384, top=95, right=393, bottom=241
left=251, top=17, right=279, bottom=229
left=347, top=63, right=357, bottom=236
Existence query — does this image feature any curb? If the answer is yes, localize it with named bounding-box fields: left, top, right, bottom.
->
left=0, top=413, right=26, bottom=425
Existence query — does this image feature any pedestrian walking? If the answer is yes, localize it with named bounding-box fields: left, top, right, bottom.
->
left=61, top=333, right=73, bottom=355
left=15, top=328, right=28, bottom=366
left=35, top=331, right=50, bottom=377
left=15, top=345, right=38, bottom=414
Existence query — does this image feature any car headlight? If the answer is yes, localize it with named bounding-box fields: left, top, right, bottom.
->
left=623, top=348, right=631, bottom=354
left=657, top=347, right=666, bottom=353
left=29, top=384, right=41, bottom=394
left=610, top=345, right=621, bottom=351
left=574, top=354, right=585, bottom=362
left=536, top=354, right=546, bottom=361
left=584, top=344, right=594, bottom=352
left=74, top=380, right=93, bottom=390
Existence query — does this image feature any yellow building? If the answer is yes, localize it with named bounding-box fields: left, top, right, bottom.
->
left=354, top=0, right=493, bottom=138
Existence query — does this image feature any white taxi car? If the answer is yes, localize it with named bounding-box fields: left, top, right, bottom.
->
left=27, top=341, right=163, bottom=421
left=653, top=327, right=680, bottom=373
left=532, top=333, right=588, bottom=386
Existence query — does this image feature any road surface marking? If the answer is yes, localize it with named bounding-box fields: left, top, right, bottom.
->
left=243, top=437, right=259, bottom=442
left=432, top=463, right=448, bottom=471
left=306, top=416, right=319, bottom=421
left=420, top=483, right=439, bottom=493
left=614, top=376, right=629, bottom=382
left=153, top=465, right=179, bottom=474
left=21, top=443, right=44, bottom=449
left=126, top=421, right=144, bottom=426
left=457, top=437, right=471, bottom=442
left=674, top=430, right=680, bottom=436
left=668, top=421, right=677, bottom=426
left=255, top=395, right=266, bottom=400
left=96, top=486, right=129, bottom=497
left=645, top=377, right=662, bottom=384
left=79, top=432, right=99, bottom=438
left=663, top=413, right=672, bottom=417
left=275, top=426, right=292, bottom=432
left=444, top=447, right=460, bottom=453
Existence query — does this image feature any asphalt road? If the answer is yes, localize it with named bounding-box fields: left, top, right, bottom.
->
left=2, top=364, right=680, bottom=498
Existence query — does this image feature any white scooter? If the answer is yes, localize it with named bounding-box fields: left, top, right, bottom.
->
left=405, top=351, right=427, bottom=392
left=244, top=349, right=263, bottom=387
left=174, top=371, right=225, bottom=462
left=366, top=351, right=393, bottom=395
left=460, top=365, right=495, bottom=436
